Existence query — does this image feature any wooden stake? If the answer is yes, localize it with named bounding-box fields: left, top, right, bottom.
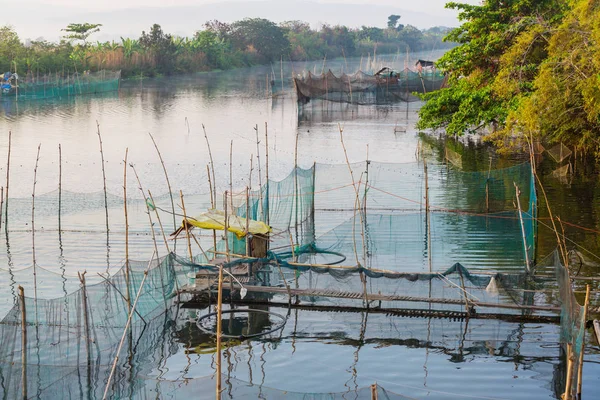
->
left=123, top=148, right=131, bottom=308
left=148, top=190, right=171, bottom=254
left=78, top=271, right=92, bottom=370
left=229, top=140, right=233, bottom=212
left=58, top=144, right=62, bottom=233
left=576, top=284, right=591, bottom=397
left=265, top=122, right=270, bottom=225
left=0, top=186, right=3, bottom=231
left=96, top=121, right=109, bottom=233
left=514, top=183, right=531, bottom=273
left=254, top=125, right=264, bottom=220
left=245, top=187, right=250, bottom=257
left=338, top=124, right=369, bottom=308
left=224, top=191, right=230, bottom=262
left=102, top=252, right=156, bottom=400
left=149, top=132, right=177, bottom=232
left=215, top=264, right=224, bottom=400
left=32, top=143, right=41, bottom=320
left=18, top=285, right=27, bottom=400
left=5, top=131, right=11, bottom=233
left=534, top=173, right=568, bottom=266
left=180, top=190, right=193, bottom=261
left=370, top=383, right=378, bottom=400
left=565, top=343, right=574, bottom=400
left=202, top=124, right=217, bottom=208
left=425, top=159, right=432, bottom=273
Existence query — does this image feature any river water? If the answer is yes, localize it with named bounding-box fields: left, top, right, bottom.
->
left=0, top=52, right=599, bottom=399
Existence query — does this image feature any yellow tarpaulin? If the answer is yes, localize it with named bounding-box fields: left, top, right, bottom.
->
left=180, top=209, right=271, bottom=239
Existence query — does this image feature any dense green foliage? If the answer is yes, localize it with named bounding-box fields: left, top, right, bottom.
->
left=417, top=0, right=600, bottom=155
left=0, top=17, right=454, bottom=78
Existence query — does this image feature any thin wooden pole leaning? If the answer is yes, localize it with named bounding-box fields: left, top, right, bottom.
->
left=202, top=124, right=217, bottom=208
left=149, top=132, right=177, bottom=232
left=5, top=131, right=11, bottom=233
left=148, top=190, right=171, bottom=254
left=18, top=285, right=27, bottom=400
left=180, top=190, right=193, bottom=261
left=32, top=143, right=41, bottom=322
left=514, top=183, right=531, bottom=273
left=338, top=124, right=369, bottom=308
left=576, top=284, right=591, bottom=398
left=207, top=164, right=217, bottom=251
left=102, top=251, right=157, bottom=400
left=123, top=148, right=131, bottom=309
left=96, top=121, right=109, bottom=233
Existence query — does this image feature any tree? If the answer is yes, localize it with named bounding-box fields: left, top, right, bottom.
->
left=387, top=15, right=401, bottom=29
left=139, top=24, right=177, bottom=74
left=417, top=0, right=565, bottom=138
left=62, top=23, right=102, bottom=45
left=0, top=26, right=23, bottom=71
left=230, top=18, right=290, bottom=63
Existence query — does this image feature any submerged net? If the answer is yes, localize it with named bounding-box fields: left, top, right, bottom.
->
left=4, top=70, right=121, bottom=100
left=293, top=68, right=445, bottom=105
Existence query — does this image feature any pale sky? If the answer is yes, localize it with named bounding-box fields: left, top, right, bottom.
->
left=4, top=0, right=480, bottom=42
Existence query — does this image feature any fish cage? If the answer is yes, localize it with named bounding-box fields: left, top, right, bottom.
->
left=293, top=68, right=446, bottom=105
left=0, top=70, right=121, bottom=100
left=0, top=155, right=590, bottom=399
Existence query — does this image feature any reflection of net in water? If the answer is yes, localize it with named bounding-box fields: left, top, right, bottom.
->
left=0, top=159, right=587, bottom=398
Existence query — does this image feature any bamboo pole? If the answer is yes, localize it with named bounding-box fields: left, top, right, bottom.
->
left=338, top=124, right=369, bottom=307
left=96, top=121, right=110, bottom=233
left=224, top=191, right=230, bottom=262
left=207, top=164, right=218, bottom=254
left=370, top=383, right=378, bottom=400
left=0, top=186, right=3, bottom=231
left=245, top=187, right=250, bottom=257
left=215, top=264, right=224, bottom=400
left=78, top=271, right=92, bottom=371
left=58, top=144, right=62, bottom=233
left=32, top=143, right=41, bottom=321
left=149, top=132, right=177, bottom=232
left=102, top=252, right=156, bottom=400
left=202, top=124, right=217, bottom=208
left=514, top=183, right=531, bottom=273
left=425, top=159, right=432, bottom=273
left=229, top=140, right=233, bottom=212
left=18, top=285, right=27, bottom=400
left=254, top=125, right=264, bottom=220
left=123, top=148, right=131, bottom=309
left=564, top=343, right=574, bottom=400
left=265, top=122, right=270, bottom=226
left=534, top=173, right=568, bottom=266
left=280, top=55, right=284, bottom=93
left=180, top=190, right=193, bottom=261
left=576, top=284, right=591, bottom=397
left=5, top=131, right=11, bottom=233
left=294, top=131, right=299, bottom=243
left=148, top=190, right=171, bottom=254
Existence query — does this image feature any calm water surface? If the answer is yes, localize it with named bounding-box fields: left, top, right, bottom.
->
left=0, top=52, right=599, bottom=399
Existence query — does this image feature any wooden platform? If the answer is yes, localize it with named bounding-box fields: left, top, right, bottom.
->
left=178, top=282, right=561, bottom=313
